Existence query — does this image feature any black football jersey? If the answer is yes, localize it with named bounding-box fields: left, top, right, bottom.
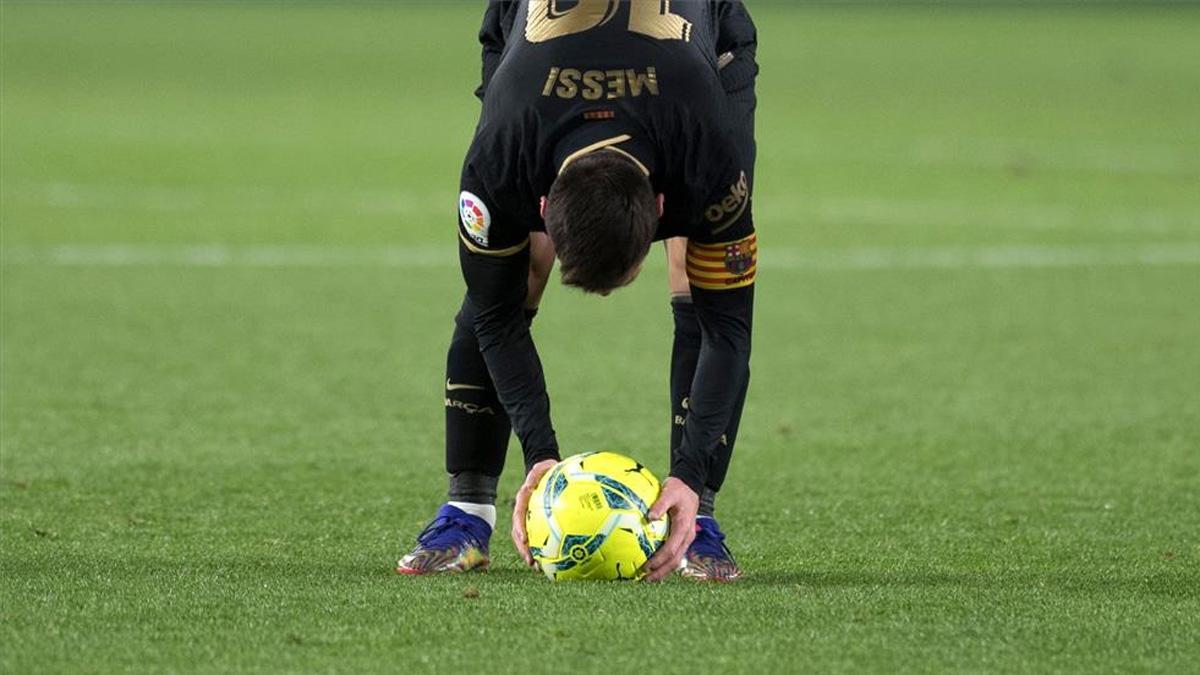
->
left=458, top=0, right=754, bottom=263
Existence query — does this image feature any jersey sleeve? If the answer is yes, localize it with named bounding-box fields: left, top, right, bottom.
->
left=657, top=75, right=754, bottom=244
left=456, top=178, right=559, bottom=471
left=715, top=0, right=759, bottom=96
left=476, top=0, right=519, bottom=101
left=458, top=166, right=533, bottom=257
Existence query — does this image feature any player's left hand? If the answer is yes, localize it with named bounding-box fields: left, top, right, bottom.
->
left=642, top=477, right=699, bottom=582
left=511, top=458, right=559, bottom=568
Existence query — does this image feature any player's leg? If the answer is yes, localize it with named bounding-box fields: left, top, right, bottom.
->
left=397, top=297, right=509, bottom=575
left=442, top=232, right=554, bottom=517
left=398, top=234, right=554, bottom=575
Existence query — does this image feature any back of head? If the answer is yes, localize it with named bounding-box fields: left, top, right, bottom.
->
left=544, top=151, right=658, bottom=295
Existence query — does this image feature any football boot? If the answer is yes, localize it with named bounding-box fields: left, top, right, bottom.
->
left=681, top=516, right=741, bottom=582
left=395, top=504, right=491, bottom=575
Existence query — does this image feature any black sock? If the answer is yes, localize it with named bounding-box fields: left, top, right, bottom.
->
left=699, top=487, right=717, bottom=517
left=447, top=471, right=500, bottom=505
left=445, top=296, right=511, bottom=479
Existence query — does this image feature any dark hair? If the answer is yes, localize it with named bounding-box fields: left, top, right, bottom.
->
left=544, top=151, right=657, bottom=295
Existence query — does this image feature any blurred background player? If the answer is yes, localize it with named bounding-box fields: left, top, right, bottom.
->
left=397, top=0, right=759, bottom=582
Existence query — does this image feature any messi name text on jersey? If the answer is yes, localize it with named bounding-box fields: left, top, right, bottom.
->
left=541, top=67, right=660, bottom=100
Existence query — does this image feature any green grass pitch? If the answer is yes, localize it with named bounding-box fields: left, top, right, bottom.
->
left=2, top=2, right=1199, bottom=672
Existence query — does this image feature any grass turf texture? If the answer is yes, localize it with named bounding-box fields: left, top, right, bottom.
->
left=2, top=2, right=1199, bottom=672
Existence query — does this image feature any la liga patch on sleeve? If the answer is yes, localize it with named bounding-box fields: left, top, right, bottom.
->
left=459, top=191, right=491, bottom=247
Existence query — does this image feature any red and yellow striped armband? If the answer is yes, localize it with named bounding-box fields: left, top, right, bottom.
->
left=685, top=233, right=758, bottom=291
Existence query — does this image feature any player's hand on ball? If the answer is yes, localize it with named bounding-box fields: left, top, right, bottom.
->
left=642, top=477, right=699, bottom=582
left=512, top=458, right=559, bottom=568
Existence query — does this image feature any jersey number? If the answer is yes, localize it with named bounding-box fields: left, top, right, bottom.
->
left=525, top=0, right=692, bottom=43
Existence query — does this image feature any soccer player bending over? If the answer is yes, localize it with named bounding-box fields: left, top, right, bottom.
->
left=398, top=0, right=759, bottom=582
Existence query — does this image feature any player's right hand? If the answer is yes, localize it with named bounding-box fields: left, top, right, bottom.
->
left=511, top=458, right=559, bottom=568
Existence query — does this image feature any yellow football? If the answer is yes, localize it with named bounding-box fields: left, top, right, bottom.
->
left=525, top=452, right=668, bottom=581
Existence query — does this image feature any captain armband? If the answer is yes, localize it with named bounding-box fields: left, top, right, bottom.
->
left=685, top=233, right=757, bottom=291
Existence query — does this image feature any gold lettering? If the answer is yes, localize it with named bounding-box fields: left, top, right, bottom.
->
left=556, top=68, right=581, bottom=99
left=526, top=0, right=691, bottom=43
left=525, top=0, right=619, bottom=43
left=708, top=172, right=751, bottom=235
left=627, top=67, right=659, bottom=97
left=581, top=70, right=605, bottom=100
left=542, top=67, right=561, bottom=96
left=445, top=398, right=495, bottom=416
left=628, top=0, right=692, bottom=42
left=605, top=69, right=626, bottom=99
left=707, top=171, right=750, bottom=222
left=546, top=66, right=660, bottom=99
